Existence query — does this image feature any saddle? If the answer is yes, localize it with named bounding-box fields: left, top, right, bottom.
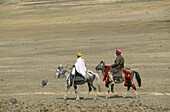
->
left=75, top=74, right=85, bottom=82
left=112, top=68, right=133, bottom=83
left=68, top=73, right=86, bottom=87
left=73, top=71, right=86, bottom=85
left=112, top=69, right=124, bottom=83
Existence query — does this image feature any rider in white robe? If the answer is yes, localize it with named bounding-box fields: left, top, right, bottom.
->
left=72, top=52, right=87, bottom=79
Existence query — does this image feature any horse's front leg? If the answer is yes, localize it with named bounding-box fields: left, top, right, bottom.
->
left=108, top=73, right=117, bottom=96
left=74, top=85, right=79, bottom=100
left=84, top=92, right=89, bottom=100
left=106, top=87, right=110, bottom=99
left=123, top=91, right=126, bottom=98
left=64, top=84, right=70, bottom=100
left=106, top=83, right=113, bottom=98
left=64, top=88, right=69, bottom=100
left=113, top=84, right=119, bottom=96
left=135, top=90, right=139, bottom=98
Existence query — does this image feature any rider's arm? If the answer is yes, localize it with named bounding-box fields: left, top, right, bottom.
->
left=111, top=57, right=120, bottom=68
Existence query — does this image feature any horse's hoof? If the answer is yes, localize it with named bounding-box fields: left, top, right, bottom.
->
left=76, top=97, right=80, bottom=100
left=106, top=96, right=109, bottom=99
left=114, top=93, right=118, bottom=96
left=64, top=96, right=67, bottom=100
left=84, top=97, right=87, bottom=100
left=123, top=96, right=126, bottom=98
left=94, top=97, right=99, bottom=100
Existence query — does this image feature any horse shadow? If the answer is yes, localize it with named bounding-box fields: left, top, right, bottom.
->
left=57, top=97, right=94, bottom=100
left=98, top=95, right=135, bottom=99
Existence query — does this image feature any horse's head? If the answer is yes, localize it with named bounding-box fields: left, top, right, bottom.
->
left=95, top=61, right=105, bottom=71
left=56, top=64, right=71, bottom=79
left=56, top=64, right=65, bottom=78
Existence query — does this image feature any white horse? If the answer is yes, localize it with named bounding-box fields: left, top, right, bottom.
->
left=56, top=64, right=100, bottom=100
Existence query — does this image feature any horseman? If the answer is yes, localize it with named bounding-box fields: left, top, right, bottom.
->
left=110, top=50, right=124, bottom=73
left=108, top=50, right=124, bottom=93
left=72, top=52, right=87, bottom=81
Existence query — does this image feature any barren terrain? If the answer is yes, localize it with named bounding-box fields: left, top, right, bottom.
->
left=0, top=0, right=170, bottom=111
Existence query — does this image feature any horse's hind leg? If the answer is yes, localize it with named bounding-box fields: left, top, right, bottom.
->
left=131, top=80, right=139, bottom=98
left=84, top=82, right=92, bottom=100
left=74, top=85, right=79, bottom=100
left=135, top=90, right=139, bottom=98
left=92, top=85, right=96, bottom=91
left=132, top=84, right=139, bottom=98
left=91, top=84, right=98, bottom=100
left=108, top=73, right=117, bottom=96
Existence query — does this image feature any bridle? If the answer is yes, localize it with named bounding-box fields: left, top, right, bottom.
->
left=95, top=61, right=105, bottom=71
left=56, top=65, right=71, bottom=79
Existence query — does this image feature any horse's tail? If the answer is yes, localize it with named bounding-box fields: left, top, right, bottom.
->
left=87, top=70, right=100, bottom=84
left=133, top=71, right=141, bottom=87
left=94, top=72, right=101, bottom=92
left=88, top=70, right=101, bottom=92
left=94, top=72, right=100, bottom=84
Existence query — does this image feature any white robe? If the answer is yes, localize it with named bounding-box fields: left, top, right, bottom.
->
left=72, top=57, right=87, bottom=78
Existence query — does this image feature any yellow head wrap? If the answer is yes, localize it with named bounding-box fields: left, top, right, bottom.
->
left=77, top=52, right=82, bottom=56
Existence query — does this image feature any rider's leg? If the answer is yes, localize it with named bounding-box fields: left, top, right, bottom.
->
left=69, top=73, right=73, bottom=86
left=71, top=67, right=76, bottom=86
left=108, top=72, right=114, bottom=85
left=108, top=72, right=115, bottom=93
left=121, top=74, right=125, bottom=81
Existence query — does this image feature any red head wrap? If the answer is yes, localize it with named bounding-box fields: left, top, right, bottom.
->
left=116, top=50, right=121, bottom=55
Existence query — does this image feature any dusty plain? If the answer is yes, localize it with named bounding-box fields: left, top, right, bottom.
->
left=0, top=0, right=170, bottom=111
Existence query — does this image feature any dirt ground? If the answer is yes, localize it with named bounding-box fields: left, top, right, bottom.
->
left=0, top=0, right=170, bottom=111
